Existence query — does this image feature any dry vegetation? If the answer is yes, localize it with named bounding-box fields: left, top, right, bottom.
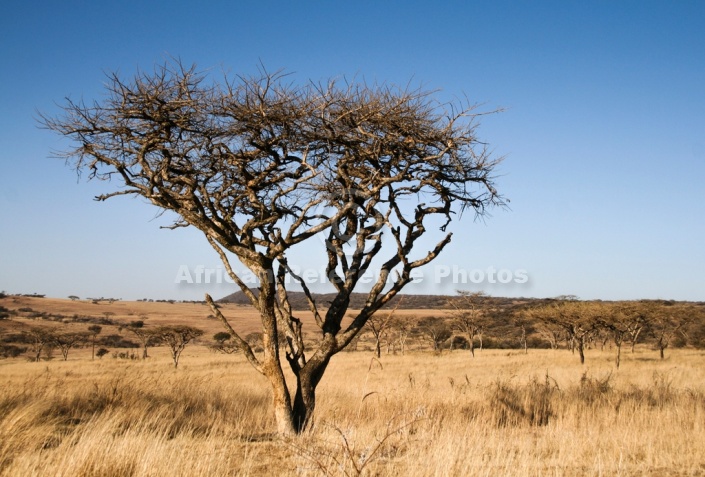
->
left=1, top=296, right=704, bottom=476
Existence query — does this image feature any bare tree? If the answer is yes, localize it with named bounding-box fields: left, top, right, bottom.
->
left=534, top=320, right=564, bottom=350
left=52, top=332, right=87, bottom=361
left=365, top=313, right=394, bottom=359
left=529, top=299, right=598, bottom=364
left=417, top=316, right=452, bottom=353
left=43, top=62, right=503, bottom=435
left=596, top=302, right=651, bottom=368
left=154, top=325, right=204, bottom=369
left=644, top=301, right=691, bottom=359
left=389, top=315, right=413, bottom=355
left=24, top=326, right=55, bottom=362
left=449, top=291, right=489, bottom=357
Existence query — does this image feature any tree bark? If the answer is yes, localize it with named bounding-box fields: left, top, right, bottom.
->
left=615, top=343, right=622, bottom=368
left=578, top=337, right=585, bottom=365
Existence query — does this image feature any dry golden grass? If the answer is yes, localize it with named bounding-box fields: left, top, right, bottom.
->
left=1, top=345, right=704, bottom=476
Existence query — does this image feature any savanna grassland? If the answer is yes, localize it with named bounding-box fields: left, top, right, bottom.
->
left=1, top=297, right=704, bottom=476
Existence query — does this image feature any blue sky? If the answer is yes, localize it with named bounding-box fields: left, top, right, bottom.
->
left=1, top=1, right=703, bottom=301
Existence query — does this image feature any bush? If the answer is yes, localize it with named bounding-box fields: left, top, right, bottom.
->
left=490, top=375, right=557, bottom=427
left=98, top=334, right=139, bottom=348
left=95, top=348, right=110, bottom=359
left=0, top=344, right=27, bottom=358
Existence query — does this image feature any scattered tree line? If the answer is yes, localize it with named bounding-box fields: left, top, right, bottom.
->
left=352, top=294, right=704, bottom=366
left=0, top=322, right=204, bottom=368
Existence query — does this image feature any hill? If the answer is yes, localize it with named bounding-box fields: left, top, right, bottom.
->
left=218, top=290, right=528, bottom=310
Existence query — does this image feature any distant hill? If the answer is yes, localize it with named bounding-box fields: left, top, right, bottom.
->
left=218, top=290, right=529, bottom=310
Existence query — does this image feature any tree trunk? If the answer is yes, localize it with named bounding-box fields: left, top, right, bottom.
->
left=290, top=353, right=332, bottom=433
left=469, top=339, right=475, bottom=358
left=292, top=375, right=316, bottom=433
left=615, top=343, right=622, bottom=369
left=374, top=338, right=381, bottom=359
left=265, top=360, right=297, bottom=435
left=659, top=344, right=666, bottom=360
left=578, top=337, right=585, bottom=364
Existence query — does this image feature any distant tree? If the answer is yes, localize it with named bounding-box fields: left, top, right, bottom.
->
left=595, top=302, right=652, bottom=368
left=68, top=295, right=80, bottom=301
left=95, top=347, right=110, bottom=359
left=52, top=332, right=88, bottom=361
left=389, top=316, right=413, bottom=355
left=529, top=299, right=598, bottom=364
left=125, top=321, right=158, bottom=359
left=154, top=325, right=204, bottom=369
left=645, top=301, right=692, bottom=359
left=213, top=331, right=232, bottom=342
left=449, top=291, right=489, bottom=357
left=87, top=325, right=102, bottom=360
left=417, top=316, right=452, bottom=353
left=364, top=313, right=395, bottom=358
left=24, top=326, right=55, bottom=362
left=212, top=331, right=239, bottom=354
left=43, top=61, right=503, bottom=435
left=533, top=319, right=564, bottom=350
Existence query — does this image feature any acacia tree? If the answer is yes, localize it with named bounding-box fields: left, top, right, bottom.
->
left=43, top=62, right=503, bottom=435
left=598, top=302, right=650, bottom=368
left=364, top=312, right=394, bottom=359
left=125, top=321, right=158, bottom=359
left=645, top=301, right=691, bottom=359
left=211, top=331, right=239, bottom=354
left=87, top=324, right=102, bottom=360
left=52, top=331, right=88, bottom=361
left=450, top=291, right=488, bottom=357
left=24, top=326, right=55, bottom=362
left=530, top=299, right=598, bottom=364
left=417, top=316, right=452, bottom=353
left=389, top=315, right=413, bottom=355
left=154, top=325, right=204, bottom=369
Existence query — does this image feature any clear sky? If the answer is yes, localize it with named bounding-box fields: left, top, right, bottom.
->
left=1, top=1, right=703, bottom=302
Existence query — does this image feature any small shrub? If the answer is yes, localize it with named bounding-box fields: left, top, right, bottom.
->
left=490, top=375, right=557, bottom=427
left=574, top=372, right=613, bottom=405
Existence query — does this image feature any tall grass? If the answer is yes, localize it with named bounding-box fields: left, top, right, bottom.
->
left=1, top=348, right=704, bottom=476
